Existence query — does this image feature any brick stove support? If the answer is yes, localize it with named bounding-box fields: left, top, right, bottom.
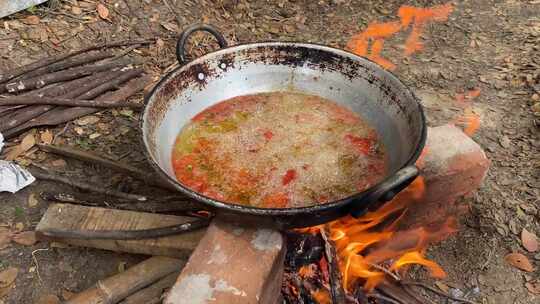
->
left=164, top=220, right=286, bottom=304
left=164, top=124, right=489, bottom=304
left=400, top=124, right=490, bottom=228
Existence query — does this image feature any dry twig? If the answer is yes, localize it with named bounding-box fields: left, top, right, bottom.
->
left=3, top=73, right=149, bottom=138
left=18, top=51, right=115, bottom=80
left=0, top=39, right=153, bottom=84
left=29, top=167, right=149, bottom=202
left=4, top=60, right=131, bottom=93
left=402, top=281, right=479, bottom=304
left=36, top=144, right=175, bottom=190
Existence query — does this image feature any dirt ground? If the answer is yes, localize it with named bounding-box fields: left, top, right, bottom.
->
left=0, top=0, right=538, bottom=303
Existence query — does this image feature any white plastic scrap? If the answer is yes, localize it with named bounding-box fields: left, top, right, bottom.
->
left=0, top=133, right=36, bottom=193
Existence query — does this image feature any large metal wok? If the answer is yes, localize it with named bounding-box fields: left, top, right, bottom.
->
left=141, top=24, right=426, bottom=229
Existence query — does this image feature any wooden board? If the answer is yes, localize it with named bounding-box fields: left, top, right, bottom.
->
left=36, top=204, right=206, bottom=258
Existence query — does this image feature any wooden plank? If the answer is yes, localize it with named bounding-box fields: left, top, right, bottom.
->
left=36, top=204, right=206, bottom=258
left=66, top=256, right=183, bottom=304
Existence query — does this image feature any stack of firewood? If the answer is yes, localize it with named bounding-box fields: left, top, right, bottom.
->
left=0, top=39, right=154, bottom=139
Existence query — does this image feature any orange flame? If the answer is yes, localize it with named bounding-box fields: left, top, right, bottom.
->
left=347, top=3, right=454, bottom=70
left=301, top=175, right=456, bottom=295
left=311, top=289, right=331, bottom=304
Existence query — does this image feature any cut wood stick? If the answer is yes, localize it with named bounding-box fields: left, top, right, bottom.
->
left=0, top=38, right=153, bottom=84
left=64, top=256, right=183, bottom=304
left=69, top=68, right=144, bottom=100
left=121, top=272, right=179, bottom=304
left=3, top=74, right=150, bottom=138
left=36, top=204, right=206, bottom=257
left=4, top=59, right=132, bottom=93
left=0, top=75, right=98, bottom=132
left=0, top=105, right=53, bottom=132
left=36, top=143, right=176, bottom=190
left=321, top=227, right=347, bottom=304
left=17, top=50, right=115, bottom=80
left=29, top=167, right=149, bottom=202
left=0, top=105, right=23, bottom=114
left=377, top=282, right=425, bottom=304
left=0, top=96, right=143, bottom=108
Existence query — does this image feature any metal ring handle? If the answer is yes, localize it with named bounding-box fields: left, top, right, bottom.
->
left=350, top=165, right=419, bottom=218
left=176, top=24, right=228, bottom=65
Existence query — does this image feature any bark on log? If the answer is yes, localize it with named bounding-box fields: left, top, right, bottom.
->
left=0, top=96, right=143, bottom=108
left=64, top=256, right=183, bottom=304
left=0, top=39, right=153, bottom=84
left=3, top=74, right=149, bottom=138
left=0, top=71, right=117, bottom=132
left=4, top=60, right=131, bottom=93
left=120, top=272, right=179, bottom=304
left=18, top=51, right=115, bottom=80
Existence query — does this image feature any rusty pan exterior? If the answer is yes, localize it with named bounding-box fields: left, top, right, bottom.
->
left=141, top=37, right=426, bottom=229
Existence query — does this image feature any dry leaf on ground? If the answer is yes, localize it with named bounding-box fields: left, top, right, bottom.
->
left=5, top=133, right=36, bottom=161
left=51, top=159, right=67, bottom=168
left=0, top=228, right=11, bottom=250
left=521, top=228, right=539, bottom=252
left=0, top=267, right=18, bottom=288
left=36, top=294, right=60, bottom=304
left=61, top=289, right=75, bottom=301
left=14, top=222, right=24, bottom=232
left=28, top=193, right=38, bottom=208
left=41, top=130, right=53, bottom=145
left=76, top=116, right=100, bottom=126
left=23, top=16, right=40, bottom=25
left=505, top=252, right=535, bottom=272
left=161, top=21, right=179, bottom=32
left=12, top=231, right=37, bottom=246
left=72, top=6, right=82, bottom=15
left=435, top=281, right=450, bottom=293
left=97, top=3, right=110, bottom=20
left=525, top=281, right=540, bottom=294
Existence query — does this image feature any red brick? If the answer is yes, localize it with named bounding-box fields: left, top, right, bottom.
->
left=400, top=124, right=490, bottom=227
left=164, top=220, right=285, bottom=304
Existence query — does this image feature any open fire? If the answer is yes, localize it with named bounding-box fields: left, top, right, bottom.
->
left=291, top=173, right=457, bottom=303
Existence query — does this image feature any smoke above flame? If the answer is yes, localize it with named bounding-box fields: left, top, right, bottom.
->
left=347, top=3, right=454, bottom=70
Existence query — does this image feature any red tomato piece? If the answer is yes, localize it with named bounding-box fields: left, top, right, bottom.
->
left=235, top=169, right=257, bottom=190
left=262, top=192, right=289, bottom=208
left=344, top=134, right=372, bottom=155
left=282, top=169, right=297, bottom=185
left=263, top=130, right=274, bottom=140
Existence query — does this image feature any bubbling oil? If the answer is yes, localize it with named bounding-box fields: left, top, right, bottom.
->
left=171, top=92, right=387, bottom=208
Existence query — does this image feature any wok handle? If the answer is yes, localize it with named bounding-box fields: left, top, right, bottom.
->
left=176, top=24, right=228, bottom=65
left=350, top=165, right=419, bottom=218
